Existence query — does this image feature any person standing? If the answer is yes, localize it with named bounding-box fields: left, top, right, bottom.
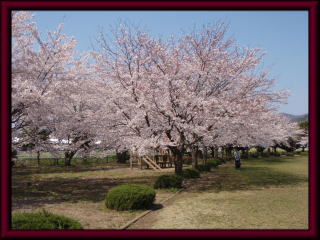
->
left=234, top=149, right=241, bottom=169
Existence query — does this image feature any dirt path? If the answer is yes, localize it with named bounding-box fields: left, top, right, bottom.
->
left=127, top=191, right=189, bottom=229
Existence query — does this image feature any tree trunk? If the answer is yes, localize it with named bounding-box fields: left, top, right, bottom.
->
left=37, top=151, right=40, bottom=166
left=210, top=147, right=215, bottom=158
left=240, top=149, right=245, bottom=159
left=191, top=146, right=198, bottom=168
left=302, top=147, right=305, bottom=152
left=203, top=146, right=208, bottom=165
left=226, top=147, right=232, bottom=160
left=64, top=150, right=76, bottom=166
left=175, top=151, right=183, bottom=175
left=221, top=147, right=224, bottom=159
left=245, top=148, right=249, bottom=159
left=116, top=150, right=129, bottom=163
left=214, top=147, right=219, bottom=159
left=257, top=146, right=265, bottom=157
left=170, top=146, right=184, bottom=175
left=224, top=147, right=231, bottom=160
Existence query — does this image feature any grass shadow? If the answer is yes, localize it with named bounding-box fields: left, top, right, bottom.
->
left=244, top=156, right=297, bottom=164
left=12, top=162, right=129, bottom=176
left=184, top=164, right=307, bottom=193
left=12, top=175, right=160, bottom=210
left=237, top=166, right=307, bottom=186
left=150, top=203, right=164, bottom=211
left=12, top=156, right=308, bottom=210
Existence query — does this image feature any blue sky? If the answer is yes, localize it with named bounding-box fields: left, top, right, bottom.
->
left=32, top=10, right=308, bottom=115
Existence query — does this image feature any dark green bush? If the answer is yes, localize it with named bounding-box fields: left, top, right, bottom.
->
left=262, top=152, right=270, bottom=157
left=154, top=174, right=183, bottom=189
left=271, top=152, right=281, bottom=157
left=209, top=162, right=218, bottom=168
left=105, top=184, right=156, bottom=211
left=195, top=164, right=211, bottom=172
left=216, top=158, right=225, bottom=165
left=218, top=159, right=225, bottom=164
left=12, top=210, right=83, bottom=230
left=250, top=152, right=259, bottom=158
left=181, top=168, right=200, bottom=178
left=208, top=159, right=220, bottom=168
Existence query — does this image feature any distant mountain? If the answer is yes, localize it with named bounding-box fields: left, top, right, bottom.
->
left=281, top=113, right=308, bottom=122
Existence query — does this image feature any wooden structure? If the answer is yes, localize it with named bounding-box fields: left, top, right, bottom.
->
left=130, top=148, right=175, bottom=171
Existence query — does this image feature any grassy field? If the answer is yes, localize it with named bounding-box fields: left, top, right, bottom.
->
left=12, top=162, right=177, bottom=229
left=129, top=154, right=308, bottom=229
left=12, top=153, right=308, bottom=229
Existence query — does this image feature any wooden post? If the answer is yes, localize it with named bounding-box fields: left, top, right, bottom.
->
left=139, top=157, right=142, bottom=169
left=130, top=155, right=133, bottom=170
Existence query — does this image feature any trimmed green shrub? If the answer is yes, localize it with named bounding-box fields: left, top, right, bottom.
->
left=154, top=174, right=183, bottom=189
left=105, top=184, right=156, bottom=211
left=208, top=159, right=221, bottom=168
left=12, top=210, right=83, bottom=230
left=209, top=162, right=218, bottom=168
left=219, top=157, right=227, bottom=163
left=216, top=159, right=224, bottom=165
left=195, top=164, right=211, bottom=172
left=181, top=168, right=200, bottom=178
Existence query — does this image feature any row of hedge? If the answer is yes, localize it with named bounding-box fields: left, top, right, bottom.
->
left=208, top=158, right=228, bottom=168
left=13, top=161, right=225, bottom=228
left=14, top=166, right=220, bottom=229
left=12, top=210, right=83, bottom=230
left=105, top=167, right=207, bottom=211
left=12, top=168, right=210, bottom=228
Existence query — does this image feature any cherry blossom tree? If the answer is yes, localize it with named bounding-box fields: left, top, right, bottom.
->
left=12, top=13, right=303, bottom=172
left=93, top=23, right=296, bottom=174
left=12, top=11, right=37, bottom=143
left=12, top=11, right=104, bottom=165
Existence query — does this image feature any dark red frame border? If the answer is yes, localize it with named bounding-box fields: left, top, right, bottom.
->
left=0, top=1, right=318, bottom=238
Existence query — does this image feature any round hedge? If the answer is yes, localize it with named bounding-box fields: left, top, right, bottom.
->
left=208, top=160, right=219, bottom=168
left=209, top=159, right=225, bottom=168
left=219, top=158, right=226, bottom=163
left=12, top=210, right=83, bottom=230
left=195, top=164, right=211, bottom=172
left=105, top=184, right=156, bottom=211
left=154, top=174, right=183, bottom=189
left=181, top=168, right=200, bottom=178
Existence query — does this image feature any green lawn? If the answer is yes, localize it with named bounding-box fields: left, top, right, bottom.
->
left=129, top=155, right=308, bottom=229
left=12, top=154, right=308, bottom=229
